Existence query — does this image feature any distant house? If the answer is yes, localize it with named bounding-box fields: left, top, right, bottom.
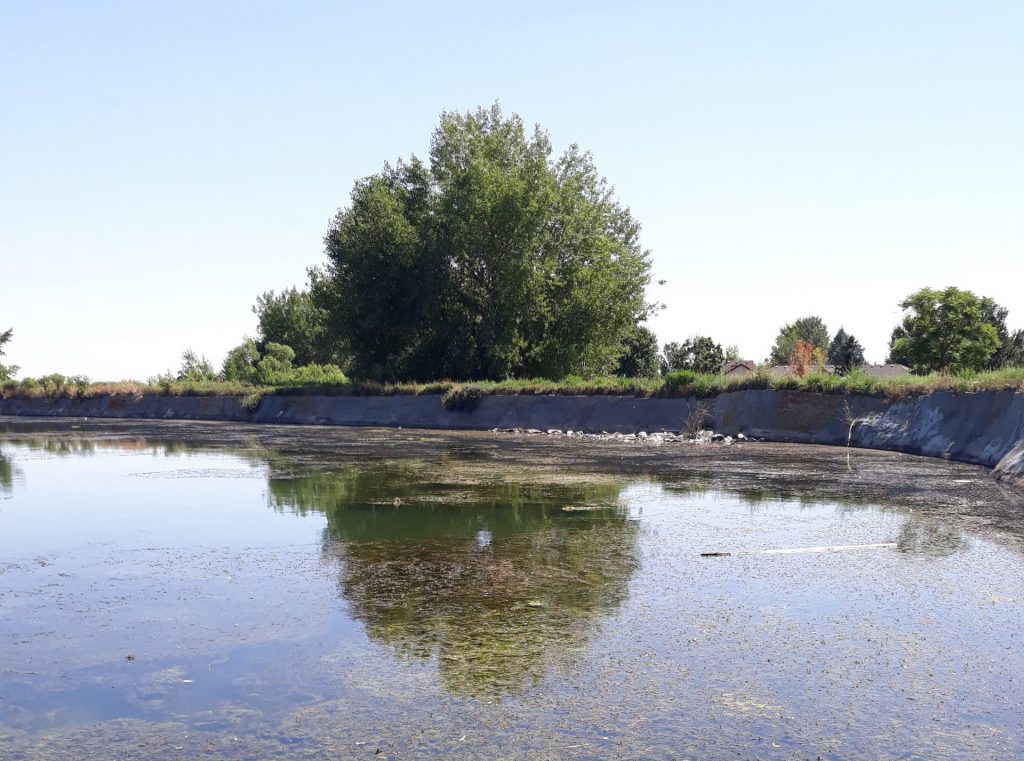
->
left=721, top=360, right=756, bottom=377
left=860, top=363, right=910, bottom=378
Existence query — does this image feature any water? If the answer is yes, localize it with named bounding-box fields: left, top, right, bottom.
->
left=1, top=420, right=1022, bottom=759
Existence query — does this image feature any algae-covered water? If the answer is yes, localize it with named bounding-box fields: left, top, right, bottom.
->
left=1, top=419, right=1022, bottom=759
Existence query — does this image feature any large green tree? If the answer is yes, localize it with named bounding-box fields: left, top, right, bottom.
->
left=0, top=328, right=18, bottom=381
left=768, top=316, right=829, bottom=365
left=311, top=104, right=653, bottom=381
left=827, top=328, right=865, bottom=375
left=888, top=287, right=1000, bottom=374
left=615, top=325, right=661, bottom=378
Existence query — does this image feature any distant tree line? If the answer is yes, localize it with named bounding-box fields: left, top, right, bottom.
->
left=763, top=287, right=1024, bottom=378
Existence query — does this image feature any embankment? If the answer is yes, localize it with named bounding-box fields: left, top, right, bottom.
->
left=1, top=390, right=1022, bottom=487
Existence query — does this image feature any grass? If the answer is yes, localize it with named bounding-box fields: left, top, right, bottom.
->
left=2, top=367, right=1023, bottom=402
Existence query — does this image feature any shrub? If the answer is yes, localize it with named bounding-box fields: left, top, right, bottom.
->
left=441, top=385, right=485, bottom=412
left=241, top=390, right=263, bottom=411
left=663, top=370, right=698, bottom=393
left=287, top=363, right=347, bottom=385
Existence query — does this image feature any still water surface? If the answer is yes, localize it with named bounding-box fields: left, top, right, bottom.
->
left=1, top=421, right=1022, bottom=759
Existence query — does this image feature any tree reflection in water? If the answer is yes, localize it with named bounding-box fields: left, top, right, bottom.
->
left=0, top=452, right=13, bottom=496
left=896, top=512, right=963, bottom=557
left=267, top=460, right=640, bottom=698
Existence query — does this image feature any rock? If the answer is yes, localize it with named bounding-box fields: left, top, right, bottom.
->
left=737, top=433, right=748, bottom=441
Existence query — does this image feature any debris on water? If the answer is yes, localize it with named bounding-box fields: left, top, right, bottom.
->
left=501, top=427, right=747, bottom=446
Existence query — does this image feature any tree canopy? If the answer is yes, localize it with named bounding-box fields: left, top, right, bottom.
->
left=981, top=299, right=1024, bottom=370
left=176, top=349, right=216, bottom=382
left=615, top=325, right=661, bottom=378
left=0, top=328, right=18, bottom=381
left=663, top=336, right=725, bottom=375
left=310, top=104, right=653, bottom=381
left=768, top=316, right=829, bottom=365
left=827, top=328, right=865, bottom=375
left=888, top=287, right=1000, bottom=374
left=253, top=288, right=337, bottom=366
left=994, top=329, right=1024, bottom=369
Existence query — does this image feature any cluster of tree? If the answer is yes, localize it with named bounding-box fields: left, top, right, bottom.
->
left=662, top=336, right=740, bottom=375
left=887, top=287, right=1024, bottom=374
left=271, top=104, right=654, bottom=382
left=765, top=316, right=864, bottom=374
left=764, top=317, right=864, bottom=376
left=170, top=320, right=347, bottom=387
left=207, top=288, right=348, bottom=386
left=220, top=339, right=345, bottom=386
left=766, top=288, right=1024, bottom=377
left=0, top=328, right=17, bottom=381
left=610, top=329, right=742, bottom=378
left=250, top=288, right=339, bottom=366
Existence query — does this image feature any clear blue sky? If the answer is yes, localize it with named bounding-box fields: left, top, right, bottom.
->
left=2, top=1, right=1021, bottom=379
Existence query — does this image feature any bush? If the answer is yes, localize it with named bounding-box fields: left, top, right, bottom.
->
left=663, top=370, right=698, bottom=392
left=287, top=363, right=347, bottom=385
left=441, top=385, right=485, bottom=412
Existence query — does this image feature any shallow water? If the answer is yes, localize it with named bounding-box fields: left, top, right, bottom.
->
left=1, top=419, right=1022, bottom=759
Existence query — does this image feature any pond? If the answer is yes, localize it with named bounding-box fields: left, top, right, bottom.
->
left=1, top=419, right=1022, bottom=759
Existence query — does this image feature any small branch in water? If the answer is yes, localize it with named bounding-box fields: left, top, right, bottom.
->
left=701, top=543, right=896, bottom=557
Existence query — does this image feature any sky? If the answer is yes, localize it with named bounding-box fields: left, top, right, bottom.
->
left=2, top=1, right=1022, bottom=379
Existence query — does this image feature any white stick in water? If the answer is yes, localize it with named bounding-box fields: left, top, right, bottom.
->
left=701, top=542, right=896, bottom=557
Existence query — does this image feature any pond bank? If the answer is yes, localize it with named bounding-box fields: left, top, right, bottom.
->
left=1, top=389, right=1022, bottom=487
